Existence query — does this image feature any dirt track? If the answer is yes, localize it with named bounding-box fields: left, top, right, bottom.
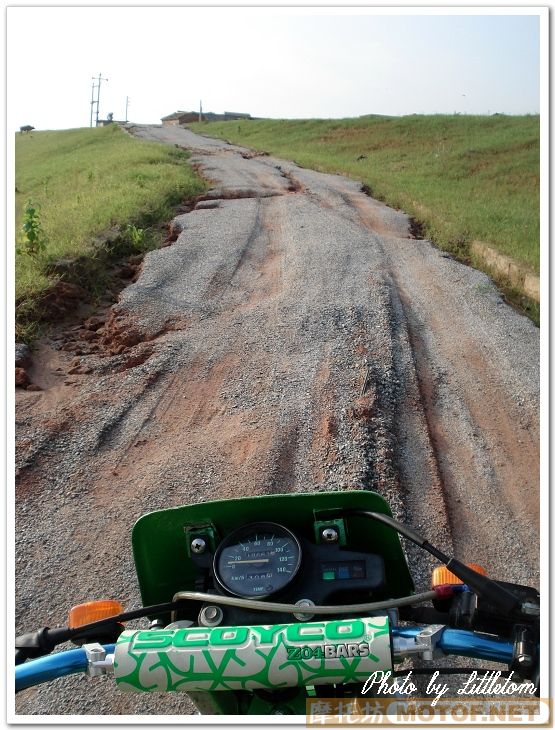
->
left=15, top=125, right=539, bottom=715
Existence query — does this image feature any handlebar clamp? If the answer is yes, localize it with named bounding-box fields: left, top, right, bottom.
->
left=393, top=624, right=445, bottom=662
left=84, top=643, right=114, bottom=677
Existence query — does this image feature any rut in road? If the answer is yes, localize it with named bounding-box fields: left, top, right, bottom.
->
left=15, top=124, right=539, bottom=715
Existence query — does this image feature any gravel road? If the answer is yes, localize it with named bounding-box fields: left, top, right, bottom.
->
left=15, top=124, right=540, bottom=716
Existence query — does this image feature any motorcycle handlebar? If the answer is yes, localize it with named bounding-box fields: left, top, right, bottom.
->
left=15, top=644, right=116, bottom=692
left=15, top=628, right=517, bottom=692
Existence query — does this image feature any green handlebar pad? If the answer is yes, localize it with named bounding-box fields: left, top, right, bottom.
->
left=114, top=616, right=392, bottom=692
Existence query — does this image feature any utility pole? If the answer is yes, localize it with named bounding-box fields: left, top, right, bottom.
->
left=90, top=73, right=108, bottom=127
left=96, top=73, right=107, bottom=126
left=90, top=78, right=96, bottom=127
left=125, top=96, right=130, bottom=123
left=199, top=99, right=202, bottom=123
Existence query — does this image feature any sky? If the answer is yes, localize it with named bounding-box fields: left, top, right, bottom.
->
left=7, top=8, right=542, bottom=131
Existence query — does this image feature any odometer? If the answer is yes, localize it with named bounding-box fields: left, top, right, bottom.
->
left=213, top=522, right=302, bottom=598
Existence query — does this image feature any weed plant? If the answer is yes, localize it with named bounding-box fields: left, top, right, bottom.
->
left=15, top=125, right=206, bottom=339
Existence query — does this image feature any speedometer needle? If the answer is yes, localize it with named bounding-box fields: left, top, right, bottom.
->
left=227, top=558, right=270, bottom=564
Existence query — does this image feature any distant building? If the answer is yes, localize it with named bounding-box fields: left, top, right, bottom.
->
left=223, top=111, right=251, bottom=120
left=161, top=111, right=199, bottom=126
left=202, top=111, right=252, bottom=122
left=161, top=110, right=254, bottom=126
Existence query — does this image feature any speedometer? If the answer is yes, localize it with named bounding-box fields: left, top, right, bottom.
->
left=213, top=522, right=302, bottom=598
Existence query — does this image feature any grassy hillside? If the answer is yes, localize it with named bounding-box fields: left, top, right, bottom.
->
left=15, top=125, right=206, bottom=339
left=190, top=114, right=540, bottom=276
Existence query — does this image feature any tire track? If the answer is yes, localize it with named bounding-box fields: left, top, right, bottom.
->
left=15, top=126, right=539, bottom=716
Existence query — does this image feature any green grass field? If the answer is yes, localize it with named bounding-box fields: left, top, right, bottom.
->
left=15, top=125, right=206, bottom=339
left=190, top=115, right=540, bottom=274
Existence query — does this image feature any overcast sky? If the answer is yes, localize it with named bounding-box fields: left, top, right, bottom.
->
left=7, top=8, right=542, bottom=131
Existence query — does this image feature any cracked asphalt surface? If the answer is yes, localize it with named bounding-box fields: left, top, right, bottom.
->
left=15, top=125, right=539, bottom=716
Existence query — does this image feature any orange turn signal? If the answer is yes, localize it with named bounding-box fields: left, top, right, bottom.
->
left=68, top=599, right=124, bottom=628
left=432, top=563, right=486, bottom=588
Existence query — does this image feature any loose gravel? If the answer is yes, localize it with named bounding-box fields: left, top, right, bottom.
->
left=14, top=125, right=539, bottom=716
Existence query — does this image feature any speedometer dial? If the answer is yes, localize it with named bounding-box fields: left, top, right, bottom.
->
left=214, top=522, right=302, bottom=598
